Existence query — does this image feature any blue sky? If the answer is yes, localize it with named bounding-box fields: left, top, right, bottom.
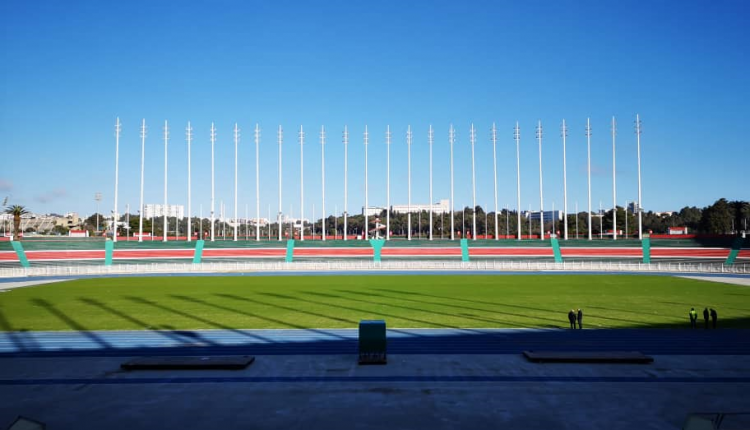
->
left=1, top=0, right=748, bottom=219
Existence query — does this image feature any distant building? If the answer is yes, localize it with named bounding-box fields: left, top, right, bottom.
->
left=628, top=201, right=642, bottom=214
left=143, top=204, right=184, bottom=219
left=391, top=199, right=450, bottom=215
left=668, top=226, right=689, bottom=235
left=362, top=207, right=386, bottom=217
left=248, top=218, right=269, bottom=227
left=526, top=210, right=563, bottom=222
left=1, top=212, right=82, bottom=233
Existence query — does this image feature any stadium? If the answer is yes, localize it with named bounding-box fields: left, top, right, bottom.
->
left=3, top=1, right=750, bottom=429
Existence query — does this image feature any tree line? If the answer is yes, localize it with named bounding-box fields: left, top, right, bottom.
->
left=67, top=197, right=747, bottom=240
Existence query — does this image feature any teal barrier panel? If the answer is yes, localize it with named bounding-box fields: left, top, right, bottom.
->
left=193, top=240, right=205, bottom=264
left=725, top=237, right=743, bottom=266
left=642, top=237, right=651, bottom=264
left=286, top=240, right=295, bottom=262
left=460, top=239, right=469, bottom=262
left=10, top=241, right=30, bottom=268
left=369, top=239, right=385, bottom=262
left=550, top=237, right=563, bottom=263
left=104, top=240, right=114, bottom=266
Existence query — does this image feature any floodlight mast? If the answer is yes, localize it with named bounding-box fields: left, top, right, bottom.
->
left=186, top=121, right=192, bottom=242
left=386, top=126, right=391, bottom=240
left=277, top=125, right=283, bottom=241
left=138, top=119, right=147, bottom=242
left=210, top=123, right=216, bottom=241
left=561, top=119, right=568, bottom=240
left=343, top=126, right=348, bottom=241
left=586, top=118, right=593, bottom=241
left=449, top=124, right=455, bottom=240
left=470, top=123, right=477, bottom=241
left=113, top=117, right=121, bottom=243
left=233, top=123, right=240, bottom=242
left=537, top=120, right=544, bottom=240
left=163, top=120, right=169, bottom=243
left=635, top=114, right=643, bottom=240
left=407, top=125, right=412, bottom=241
left=320, top=125, right=326, bottom=241
left=299, top=125, right=304, bottom=241
left=364, top=125, right=369, bottom=240
left=611, top=116, right=617, bottom=241
left=491, top=123, right=498, bottom=240
left=255, top=124, right=260, bottom=241
left=514, top=122, right=521, bottom=241
left=428, top=125, right=434, bottom=241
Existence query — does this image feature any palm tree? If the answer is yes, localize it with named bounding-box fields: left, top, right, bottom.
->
left=4, top=205, right=29, bottom=240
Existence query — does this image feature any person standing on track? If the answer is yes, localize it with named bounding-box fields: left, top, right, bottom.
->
left=710, top=308, right=718, bottom=329
left=689, top=308, right=698, bottom=329
left=568, top=309, right=576, bottom=329
left=577, top=309, right=583, bottom=330
left=703, top=307, right=710, bottom=329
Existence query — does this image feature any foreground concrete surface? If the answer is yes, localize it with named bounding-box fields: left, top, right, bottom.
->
left=2, top=354, right=748, bottom=430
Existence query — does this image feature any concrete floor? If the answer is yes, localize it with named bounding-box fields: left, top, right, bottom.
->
left=2, top=354, right=748, bottom=430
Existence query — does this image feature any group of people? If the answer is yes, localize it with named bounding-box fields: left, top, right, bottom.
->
left=567, top=308, right=583, bottom=329
left=689, top=307, right=718, bottom=329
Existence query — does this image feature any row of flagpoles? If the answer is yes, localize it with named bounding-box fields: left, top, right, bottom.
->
left=111, top=116, right=643, bottom=243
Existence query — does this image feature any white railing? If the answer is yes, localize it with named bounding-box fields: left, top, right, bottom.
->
left=0, top=260, right=748, bottom=278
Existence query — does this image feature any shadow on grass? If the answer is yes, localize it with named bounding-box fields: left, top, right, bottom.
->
left=290, top=291, right=457, bottom=329
left=124, top=296, right=275, bottom=343
left=373, top=288, right=650, bottom=326
left=79, top=298, right=219, bottom=346
left=337, top=288, right=562, bottom=326
left=30, top=298, right=111, bottom=348
left=174, top=294, right=351, bottom=340
left=333, top=288, right=536, bottom=327
left=214, top=293, right=356, bottom=327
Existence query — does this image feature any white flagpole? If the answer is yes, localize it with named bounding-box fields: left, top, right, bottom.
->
left=386, top=126, right=391, bottom=240
left=255, top=124, right=260, bottom=241
left=299, top=125, right=304, bottom=241
left=277, top=125, right=283, bottom=241
left=407, top=125, right=412, bottom=241
left=428, top=125, right=434, bottom=241
left=138, top=119, right=146, bottom=242
left=186, top=121, right=192, bottom=242
left=470, top=123, right=477, bottom=241
left=364, top=125, right=369, bottom=240
left=492, top=123, right=498, bottom=240
left=163, top=120, right=169, bottom=242
left=537, top=120, right=544, bottom=240
left=233, top=123, right=239, bottom=242
left=320, top=125, right=326, bottom=241
left=636, top=114, right=643, bottom=240
left=586, top=118, right=593, bottom=241
left=210, top=123, right=216, bottom=242
left=562, top=119, right=568, bottom=240
left=113, top=117, right=121, bottom=243
left=449, top=124, right=455, bottom=240
left=514, top=122, right=521, bottom=240
left=343, top=126, right=348, bottom=241
left=612, top=116, right=617, bottom=241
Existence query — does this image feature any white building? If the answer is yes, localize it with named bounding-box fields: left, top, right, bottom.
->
left=248, top=218, right=270, bottom=227
left=362, top=207, right=386, bottom=217
left=527, top=210, right=563, bottom=222
left=143, top=204, right=184, bottom=219
left=391, top=199, right=450, bottom=215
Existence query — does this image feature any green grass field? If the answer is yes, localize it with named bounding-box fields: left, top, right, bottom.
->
left=1, top=275, right=749, bottom=331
